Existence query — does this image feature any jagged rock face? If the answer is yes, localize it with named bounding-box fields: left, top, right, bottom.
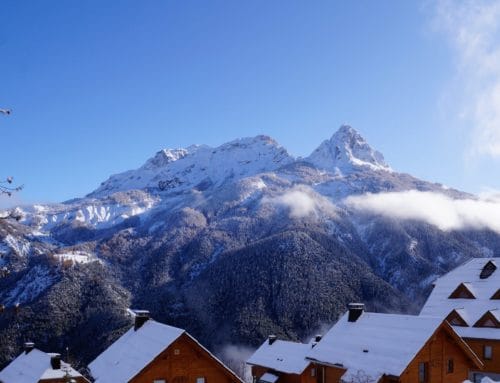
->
left=0, top=126, right=498, bottom=372
left=306, top=125, right=390, bottom=174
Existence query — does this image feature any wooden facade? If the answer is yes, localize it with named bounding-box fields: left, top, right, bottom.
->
left=318, top=323, right=482, bottom=383
left=464, top=338, right=500, bottom=376
left=129, top=333, right=241, bottom=383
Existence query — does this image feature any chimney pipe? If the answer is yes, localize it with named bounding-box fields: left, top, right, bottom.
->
left=24, top=342, right=35, bottom=354
left=347, top=303, right=365, bottom=322
left=315, top=334, right=322, bottom=342
left=268, top=335, right=277, bottom=345
left=50, top=354, right=61, bottom=370
left=134, top=310, right=150, bottom=331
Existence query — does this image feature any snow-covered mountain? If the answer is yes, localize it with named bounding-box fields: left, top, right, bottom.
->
left=90, top=135, right=292, bottom=198
left=306, top=125, right=390, bottom=174
left=1, top=125, right=497, bottom=372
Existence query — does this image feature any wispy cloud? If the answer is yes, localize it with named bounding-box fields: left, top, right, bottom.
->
left=264, top=186, right=337, bottom=219
left=430, top=0, right=500, bottom=158
left=346, top=190, right=500, bottom=233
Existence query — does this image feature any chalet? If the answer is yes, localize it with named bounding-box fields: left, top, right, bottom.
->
left=88, top=310, right=243, bottom=383
left=0, top=342, right=88, bottom=383
left=247, top=335, right=320, bottom=383
left=420, top=257, right=500, bottom=382
left=305, top=303, right=483, bottom=383
left=246, top=303, right=482, bottom=383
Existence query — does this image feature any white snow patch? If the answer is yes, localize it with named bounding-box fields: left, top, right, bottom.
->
left=53, top=250, right=97, bottom=264
left=3, top=234, right=31, bottom=256
left=3, top=265, right=56, bottom=305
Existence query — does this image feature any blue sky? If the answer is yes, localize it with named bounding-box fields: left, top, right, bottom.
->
left=1, top=0, right=500, bottom=205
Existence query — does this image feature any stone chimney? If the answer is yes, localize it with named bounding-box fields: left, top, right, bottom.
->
left=347, top=303, right=365, bottom=322
left=268, top=334, right=277, bottom=345
left=134, top=310, right=150, bottom=331
left=50, top=354, right=61, bottom=370
left=24, top=342, right=35, bottom=354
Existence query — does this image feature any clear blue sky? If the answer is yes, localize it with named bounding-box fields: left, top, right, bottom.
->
left=1, top=0, right=500, bottom=205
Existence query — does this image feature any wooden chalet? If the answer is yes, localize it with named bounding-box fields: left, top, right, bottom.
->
left=88, top=310, right=243, bottom=383
left=420, top=258, right=500, bottom=382
left=248, top=304, right=483, bottom=383
left=247, top=335, right=320, bottom=383
left=0, top=342, right=88, bottom=383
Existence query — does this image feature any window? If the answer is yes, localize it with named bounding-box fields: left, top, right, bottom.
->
left=418, top=362, right=428, bottom=383
left=448, top=283, right=475, bottom=299
left=484, top=345, right=493, bottom=360
left=153, top=380, right=166, bottom=383
left=196, top=378, right=206, bottom=383
left=174, top=349, right=180, bottom=355
left=447, top=359, right=454, bottom=373
left=311, top=368, right=316, bottom=377
left=480, top=260, right=497, bottom=279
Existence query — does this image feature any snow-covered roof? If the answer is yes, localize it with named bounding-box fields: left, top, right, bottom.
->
left=259, top=372, right=279, bottom=383
left=89, top=319, right=184, bottom=383
left=247, top=339, right=312, bottom=375
left=0, top=348, right=83, bottom=383
left=306, top=312, right=463, bottom=382
left=420, top=258, right=500, bottom=340
left=89, top=319, right=243, bottom=383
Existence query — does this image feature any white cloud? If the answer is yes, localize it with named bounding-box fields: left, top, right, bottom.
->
left=265, top=186, right=336, bottom=218
left=430, top=0, right=500, bottom=158
left=345, top=190, right=500, bottom=233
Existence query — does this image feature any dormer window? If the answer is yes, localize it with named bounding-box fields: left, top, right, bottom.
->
left=449, top=283, right=476, bottom=299
left=491, top=289, right=500, bottom=300
left=446, top=309, right=468, bottom=327
left=480, top=260, right=497, bottom=279
left=473, top=311, right=500, bottom=328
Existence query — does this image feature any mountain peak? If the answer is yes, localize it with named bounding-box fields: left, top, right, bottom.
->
left=306, top=125, right=390, bottom=174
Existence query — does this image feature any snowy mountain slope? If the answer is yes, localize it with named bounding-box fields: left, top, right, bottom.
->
left=0, top=125, right=497, bottom=373
left=89, top=135, right=293, bottom=198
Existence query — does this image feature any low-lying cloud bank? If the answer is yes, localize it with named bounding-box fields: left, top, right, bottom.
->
left=345, top=190, right=500, bottom=233
left=264, top=186, right=337, bottom=218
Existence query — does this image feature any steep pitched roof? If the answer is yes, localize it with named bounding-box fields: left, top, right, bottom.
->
left=89, top=319, right=243, bottom=383
left=306, top=312, right=481, bottom=382
left=247, top=339, right=312, bottom=375
left=89, top=320, right=184, bottom=383
left=0, top=348, right=83, bottom=383
left=420, top=257, right=500, bottom=339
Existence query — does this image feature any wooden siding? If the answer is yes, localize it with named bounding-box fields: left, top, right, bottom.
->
left=322, top=366, right=346, bottom=383
left=464, top=338, right=500, bottom=374
left=399, top=328, right=475, bottom=383
left=129, top=333, right=240, bottom=383
left=316, top=325, right=478, bottom=383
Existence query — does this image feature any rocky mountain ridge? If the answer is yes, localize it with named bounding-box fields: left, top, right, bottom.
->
left=0, top=125, right=497, bottom=373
